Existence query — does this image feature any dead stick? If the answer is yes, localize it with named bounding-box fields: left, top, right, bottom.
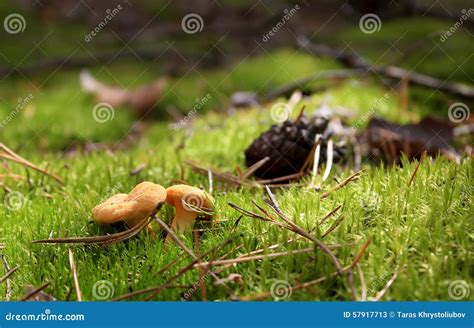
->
left=193, top=247, right=315, bottom=268
left=407, top=151, right=427, bottom=187
left=20, top=282, right=50, bottom=301
left=68, top=249, right=82, bottom=301
left=0, top=266, right=18, bottom=284
left=298, top=38, right=474, bottom=99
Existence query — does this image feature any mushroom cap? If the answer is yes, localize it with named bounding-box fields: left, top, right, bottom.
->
left=165, top=184, right=214, bottom=212
left=92, top=181, right=166, bottom=226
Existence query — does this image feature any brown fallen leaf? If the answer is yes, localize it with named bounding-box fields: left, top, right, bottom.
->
left=365, top=116, right=459, bottom=162
left=80, top=70, right=167, bottom=116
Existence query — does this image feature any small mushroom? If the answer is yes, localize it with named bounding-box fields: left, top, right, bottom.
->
left=165, top=184, right=214, bottom=233
left=92, top=181, right=166, bottom=228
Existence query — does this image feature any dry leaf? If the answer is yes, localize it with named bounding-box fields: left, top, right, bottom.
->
left=80, top=70, right=167, bottom=116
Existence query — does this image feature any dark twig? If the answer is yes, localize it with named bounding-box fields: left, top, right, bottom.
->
left=320, top=170, right=365, bottom=199
left=407, top=151, right=427, bottom=187
left=193, top=247, right=315, bottom=268
left=321, top=215, right=346, bottom=238
left=266, top=69, right=365, bottom=100
left=0, top=266, right=18, bottom=284
left=33, top=202, right=164, bottom=245
left=153, top=216, right=223, bottom=285
left=239, top=237, right=372, bottom=301
left=319, top=205, right=343, bottom=225
left=20, top=282, right=51, bottom=301
left=263, top=186, right=344, bottom=275
left=114, top=237, right=235, bottom=301
left=298, top=38, right=474, bottom=99
left=241, top=156, right=270, bottom=180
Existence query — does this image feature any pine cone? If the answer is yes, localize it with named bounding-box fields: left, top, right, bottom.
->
left=244, top=115, right=344, bottom=180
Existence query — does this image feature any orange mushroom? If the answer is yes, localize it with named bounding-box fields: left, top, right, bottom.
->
left=165, top=184, right=214, bottom=233
left=92, top=181, right=166, bottom=228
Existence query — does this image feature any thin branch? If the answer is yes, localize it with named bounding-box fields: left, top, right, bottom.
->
left=357, top=264, right=367, bottom=301
left=0, top=144, right=63, bottom=184
left=298, top=38, right=474, bottom=99
left=33, top=202, right=164, bottom=245
left=68, top=249, right=82, bottom=301
left=241, top=156, right=270, bottom=180
left=0, top=266, right=18, bottom=284
left=153, top=217, right=227, bottom=289
left=320, top=169, right=365, bottom=199
left=266, top=69, right=365, bottom=100
left=193, top=247, right=315, bottom=268
left=114, top=237, right=235, bottom=301
left=263, top=186, right=344, bottom=275
left=372, top=270, right=399, bottom=301
left=1, top=255, right=12, bottom=301
left=319, top=205, right=343, bottom=225
left=20, top=282, right=51, bottom=301
left=407, top=151, right=427, bottom=187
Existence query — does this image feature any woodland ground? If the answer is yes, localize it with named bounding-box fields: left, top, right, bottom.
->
left=0, top=2, right=473, bottom=301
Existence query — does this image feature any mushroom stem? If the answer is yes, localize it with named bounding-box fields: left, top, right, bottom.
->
left=170, top=207, right=199, bottom=233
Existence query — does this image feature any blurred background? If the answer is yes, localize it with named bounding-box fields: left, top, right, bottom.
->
left=0, top=0, right=473, bottom=151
